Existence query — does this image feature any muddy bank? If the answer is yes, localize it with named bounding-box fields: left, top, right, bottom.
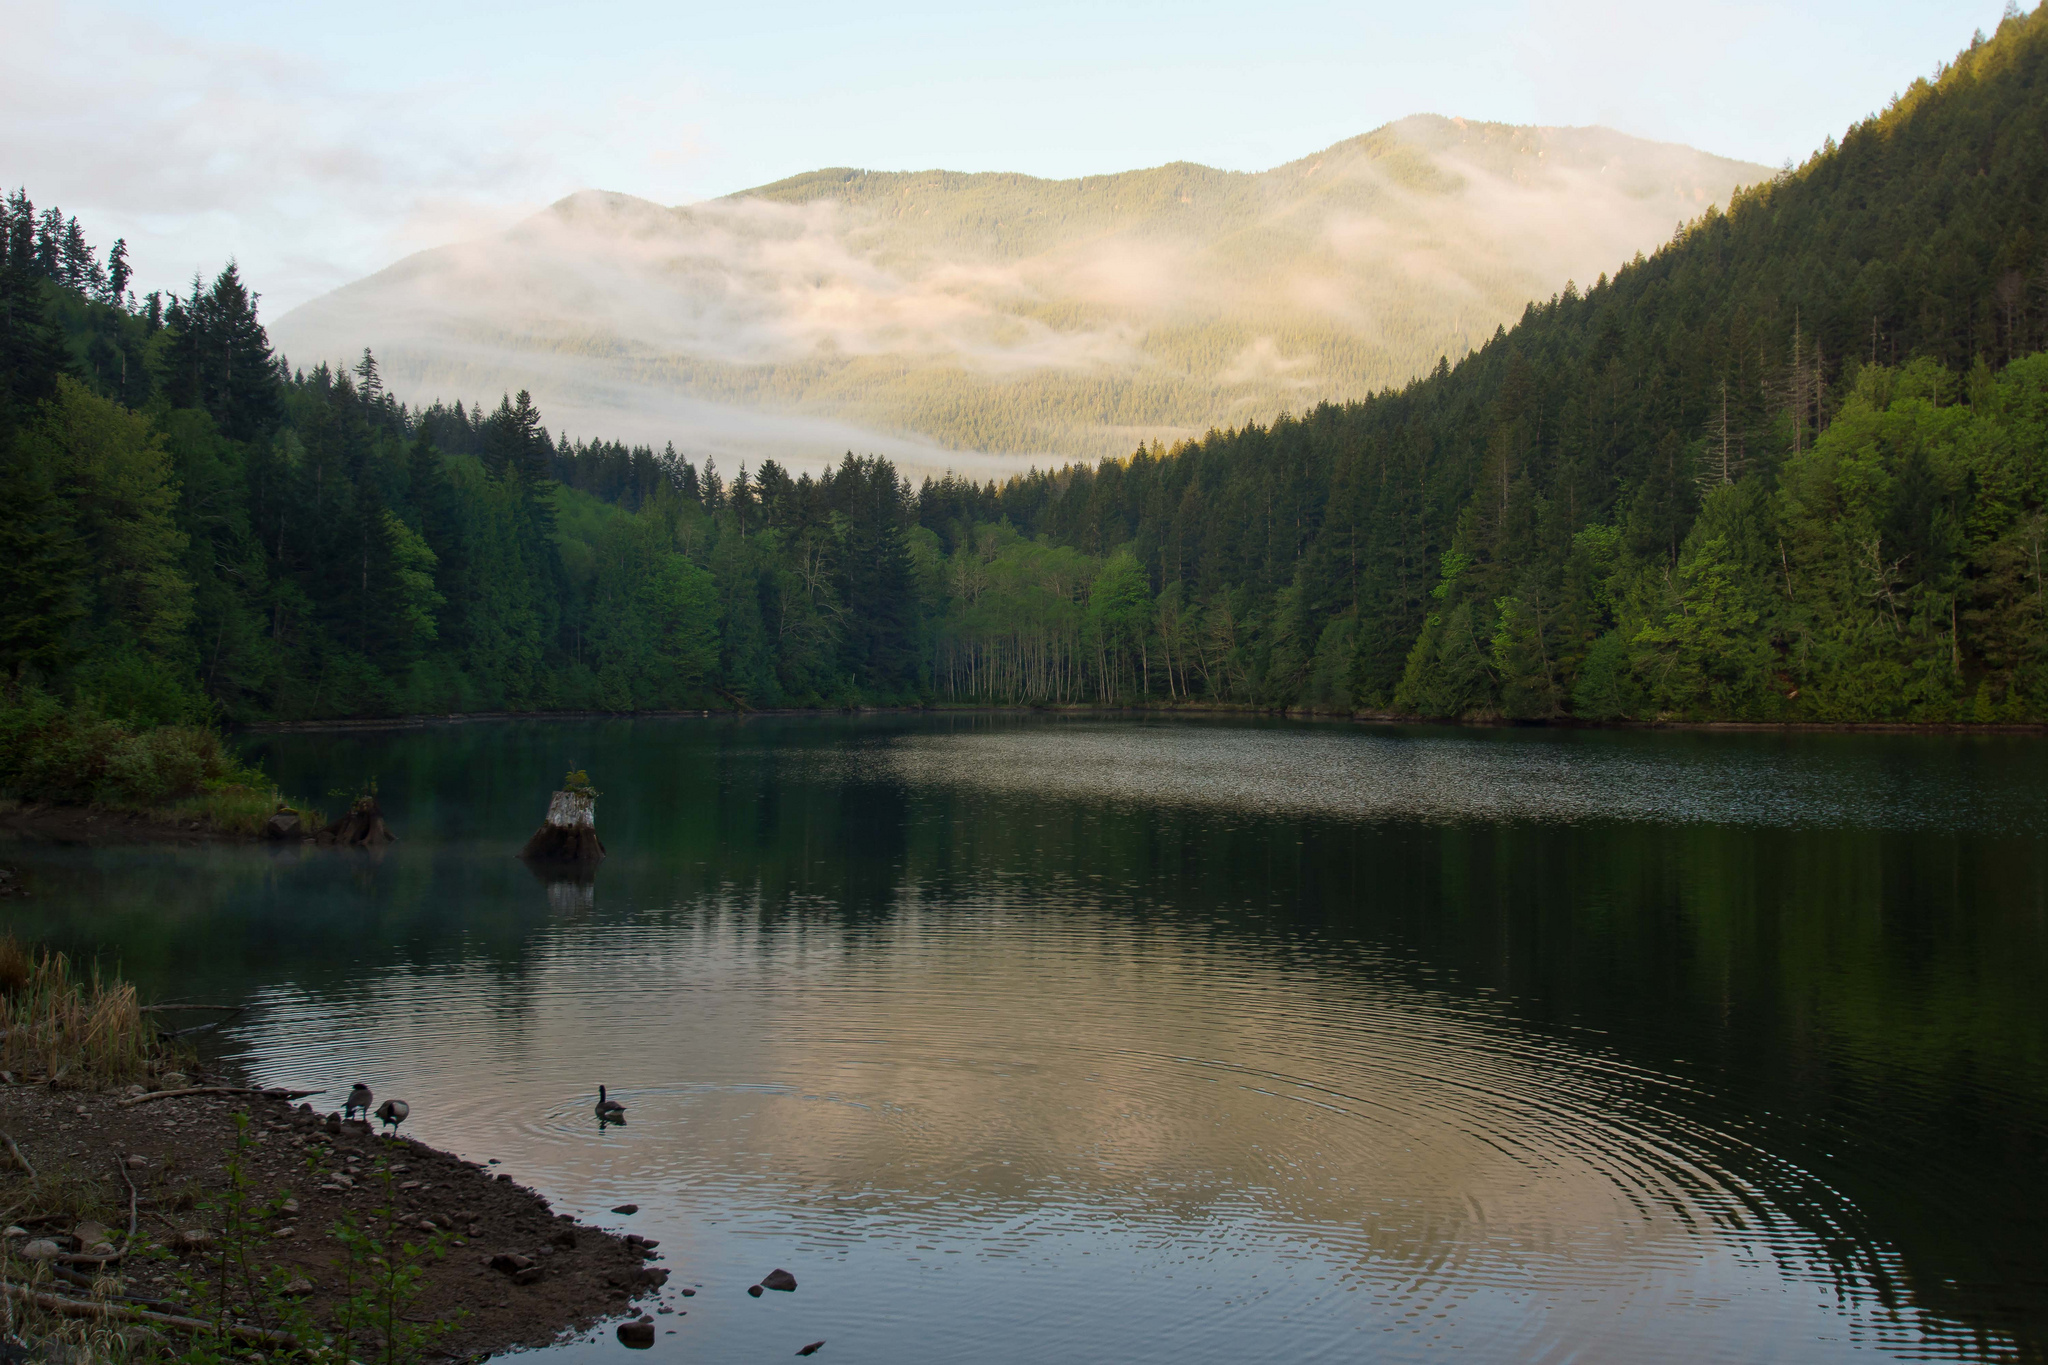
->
left=0, top=1081, right=673, bottom=1359
left=0, top=803, right=252, bottom=847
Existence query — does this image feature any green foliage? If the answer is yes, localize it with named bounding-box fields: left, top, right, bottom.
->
left=323, top=1154, right=459, bottom=1364
left=3, top=8, right=2047, bottom=728
left=0, top=686, right=267, bottom=808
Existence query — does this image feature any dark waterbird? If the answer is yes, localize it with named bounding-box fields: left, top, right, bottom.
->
left=344, top=1083, right=372, bottom=1120
left=375, top=1098, right=409, bottom=1135
left=797, top=1343, right=825, bottom=1357
left=596, top=1085, right=626, bottom=1122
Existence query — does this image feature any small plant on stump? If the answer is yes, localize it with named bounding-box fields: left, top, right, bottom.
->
left=520, top=764, right=605, bottom=863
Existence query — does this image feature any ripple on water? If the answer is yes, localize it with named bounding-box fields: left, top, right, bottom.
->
left=223, top=903, right=1982, bottom=1363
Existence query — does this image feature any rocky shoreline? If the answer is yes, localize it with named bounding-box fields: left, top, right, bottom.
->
left=0, top=803, right=258, bottom=847
left=0, top=1080, right=677, bottom=1359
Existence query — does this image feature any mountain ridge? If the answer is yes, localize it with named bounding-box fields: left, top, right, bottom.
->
left=274, top=116, right=1769, bottom=471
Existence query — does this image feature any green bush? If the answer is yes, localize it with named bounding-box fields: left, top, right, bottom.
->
left=0, top=686, right=267, bottom=809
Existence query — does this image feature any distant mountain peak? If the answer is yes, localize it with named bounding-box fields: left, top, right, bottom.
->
left=275, top=120, right=1768, bottom=473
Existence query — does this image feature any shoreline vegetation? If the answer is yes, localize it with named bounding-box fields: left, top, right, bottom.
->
left=3, top=14, right=2048, bottom=814
left=0, top=936, right=662, bottom=1360
left=228, top=702, right=2048, bottom=733
left=6, top=702, right=2037, bottom=850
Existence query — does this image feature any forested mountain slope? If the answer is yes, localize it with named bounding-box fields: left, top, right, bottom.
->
left=0, top=9, right=2042, bottom=740
left=272, top=118, right=1764, bottom=467
left=927, top=6, right=2048, bottom=723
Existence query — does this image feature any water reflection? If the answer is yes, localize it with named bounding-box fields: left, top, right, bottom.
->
left=2, top=715, right=2044, bottom=1362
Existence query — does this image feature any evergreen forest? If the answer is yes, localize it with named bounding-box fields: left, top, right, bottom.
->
left=3, top=4, right=2047, bottom=787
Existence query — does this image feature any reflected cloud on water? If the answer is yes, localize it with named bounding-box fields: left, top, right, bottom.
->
left=4, top=715, right=2044, bottom=1362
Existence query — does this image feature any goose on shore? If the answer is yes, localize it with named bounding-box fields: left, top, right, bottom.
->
left=374, top=1098, right=409, bottom=1135
left=595, top=1086, right=626, bottom=1122
left=345, top=1083, right=373, bottom=1120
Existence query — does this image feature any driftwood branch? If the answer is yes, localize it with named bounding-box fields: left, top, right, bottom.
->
left=116, top=1153, right=139, bottom=1248
left=118, top=1086, right=320, bottom=1108
left=0, top=1131, right=35, bottom=1180
left=0, top=1280, right=299, bottom=1348
left=162, top=1013, right=244, bottom=1039
left=51, top=1264, right=177, bottom=1310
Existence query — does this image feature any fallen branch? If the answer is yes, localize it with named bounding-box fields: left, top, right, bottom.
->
left=116, top=1153, right=139, bottom=1249
left=0, top=1280, right=298, bottom=1348
left=0, top=1131, right=35, bottom=1180
left=118, top=1086, right=319, bottom=1108
left=163, top=1016, right=242, bottom=1039
left=50, top=1264, right=177, bottom=1310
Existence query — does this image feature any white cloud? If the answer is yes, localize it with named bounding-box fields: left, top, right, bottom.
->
left=0, top=3, right=711, bottom=308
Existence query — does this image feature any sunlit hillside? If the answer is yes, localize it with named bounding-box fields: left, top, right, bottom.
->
left=274, top=115, right=1767, bottom=471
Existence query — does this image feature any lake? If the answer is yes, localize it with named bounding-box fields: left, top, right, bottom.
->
left=3, top=714, right=2045, bottom=1363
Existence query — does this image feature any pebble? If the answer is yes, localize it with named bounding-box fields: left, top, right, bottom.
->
left=611, top=1203, right=638, bottom=1214
left=283, top=1278, right=314, bottom=1297
left=760, top=1268, right=799, bottom=1292
left=19, top=1240, right=58, bottom=1262
left=617, top=1322, right=656, bottom=1348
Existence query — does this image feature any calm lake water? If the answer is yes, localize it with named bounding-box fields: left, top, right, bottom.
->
left=4, top=715, right=2047, bottom=1363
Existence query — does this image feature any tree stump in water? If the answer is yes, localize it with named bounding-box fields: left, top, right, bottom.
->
left=521, top=790, right=605, bottom=864
left=320, top=795, right=395, bottom=847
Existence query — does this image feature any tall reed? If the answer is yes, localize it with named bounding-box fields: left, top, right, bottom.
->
left=0, top=938, right=154, bottom=1084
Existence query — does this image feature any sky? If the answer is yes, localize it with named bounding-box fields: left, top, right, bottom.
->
left=2, top=0, right=2015, bottom=314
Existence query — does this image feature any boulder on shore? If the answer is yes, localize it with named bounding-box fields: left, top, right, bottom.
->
left=521, top=789, right=605, bottom=864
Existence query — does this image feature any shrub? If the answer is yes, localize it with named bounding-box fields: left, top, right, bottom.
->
left=0, top=686, right=270, bottom=811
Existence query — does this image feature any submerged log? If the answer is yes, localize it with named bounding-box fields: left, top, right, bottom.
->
left=320, top=795, right=395, bottom=847
left=521, top=789, right=606, bottom=864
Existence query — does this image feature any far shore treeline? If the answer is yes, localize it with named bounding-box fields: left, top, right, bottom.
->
left=3, top=9, right=2048, bottom=762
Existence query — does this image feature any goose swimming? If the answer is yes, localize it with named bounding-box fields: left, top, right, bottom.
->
left=595, top=1085, right=626, bottom=1122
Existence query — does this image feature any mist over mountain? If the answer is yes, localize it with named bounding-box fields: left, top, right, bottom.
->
left=273, top=116, right=1767, bottom=473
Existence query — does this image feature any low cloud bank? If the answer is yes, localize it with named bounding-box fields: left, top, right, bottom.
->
left=274, top=116, right=1768, bottom=469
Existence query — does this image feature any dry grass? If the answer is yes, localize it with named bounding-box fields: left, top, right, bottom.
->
left=0, top=940, right=157, bottom=1086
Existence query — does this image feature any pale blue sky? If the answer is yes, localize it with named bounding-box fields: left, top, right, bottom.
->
left=3, top=0, right=2013, bottom=310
